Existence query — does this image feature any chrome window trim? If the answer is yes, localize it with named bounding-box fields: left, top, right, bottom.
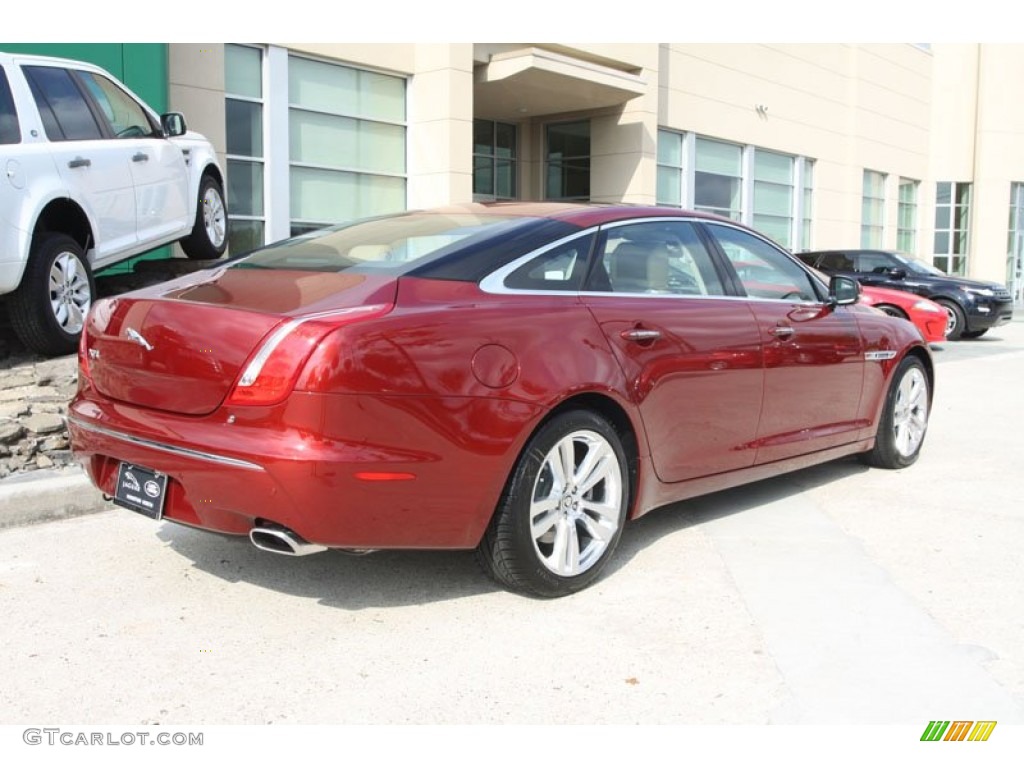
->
left=69, top=416, right=264, bottom=472
left=479, top=215, right=828, bottom=306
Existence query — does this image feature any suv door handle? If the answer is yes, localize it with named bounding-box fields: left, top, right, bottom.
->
left=620, top=328, right=662, bottom=343
left=132, top=152, right=149, bottom=163
left=67, top=157, right=91, bottom=169
left=769, top=325, right=795, bottom=339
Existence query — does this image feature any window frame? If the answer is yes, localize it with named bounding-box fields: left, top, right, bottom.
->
left=861, top=169, right=887, bottom=249
left=545, top=119, right=591, bottom=202
left=473, top=118, right=518, bottom=202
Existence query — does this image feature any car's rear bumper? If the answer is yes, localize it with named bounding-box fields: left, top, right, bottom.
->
left=69, top=388, right=543, bottom=550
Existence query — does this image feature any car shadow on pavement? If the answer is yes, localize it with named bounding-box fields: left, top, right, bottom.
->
left=153, top=456, right=871, bottom=609
left=609, top=456, right=872, bottom=572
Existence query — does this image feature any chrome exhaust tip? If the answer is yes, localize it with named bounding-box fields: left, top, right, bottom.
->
left=249, top=525, right=327, bottom=557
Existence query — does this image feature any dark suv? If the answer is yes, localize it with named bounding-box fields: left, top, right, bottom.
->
left=797, top=249, right=1013, bottom=339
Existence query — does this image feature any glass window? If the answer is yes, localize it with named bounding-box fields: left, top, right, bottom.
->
left=225, top=45, right=266, bottom=257
left=473, top=119, right=517, bottom=200
left=656, top=129, right=684, bottom=207
left=24, top=66, right=102, bottom=141
left=0, top=67, right=20, bottom=144
left=694, top=138, right=742, bottom=221
left=77, top=72, right=155, bottom=139
left=752, top=149, right=794, bottom=248
left=594, top=221, right=725, bottom=296
left=706, top=223, right=818, bottom=302
left=233, top=212, right=516, bottom=273
left=504, top=233, right=594, bottom=291
left=546, top=121, right=590, bottom=201
left=288, top=54, right=406, bottom=232
left=855, top=252, right=899, bottom=273
left=861, top=169, right=886, bottom=248
left=933, top=181, right=970, bottom=275
left=1008, top=183, right=1024, bottom=301
left=897, top=178, right=918, bottom=253
left=800, top=159, right=814, bottom=251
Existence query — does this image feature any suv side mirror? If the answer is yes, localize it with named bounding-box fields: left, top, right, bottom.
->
left=829, top=275, right=861, bottom=306
left=161, top=112, right=187, bottom=138
left=888, top=268, right=907, bottom=279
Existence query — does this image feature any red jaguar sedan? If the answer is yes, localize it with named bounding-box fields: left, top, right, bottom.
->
left=69, top=204, right=933, bottom=597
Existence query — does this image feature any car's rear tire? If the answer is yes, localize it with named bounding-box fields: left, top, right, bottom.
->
left=180, top=174, right=227, bottom=260
left=935, top=298, right=965, bottom=340
left=8, top=233, right=94, bottom=357
left=476, top=409, right=629, bottom=598
left=860, top=356, right=930, bottom=469
left=959, top=329, right=988, bottom=339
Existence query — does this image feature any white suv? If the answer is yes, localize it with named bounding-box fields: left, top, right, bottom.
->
left=0, top=51, right=226, bottom=355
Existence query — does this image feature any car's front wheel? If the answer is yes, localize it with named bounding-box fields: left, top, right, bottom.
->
left=935, top=298, right=965, bottom=340
left=860, top=356, right=931, bottom=469
left=180, top=174, right=227, bottom=260
left=8, top=233, right=94, bottom=356
left=476, top=409, right=630, bottom=598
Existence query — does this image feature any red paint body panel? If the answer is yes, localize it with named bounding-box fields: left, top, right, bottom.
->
left=859, top=285, right=947, bottom=344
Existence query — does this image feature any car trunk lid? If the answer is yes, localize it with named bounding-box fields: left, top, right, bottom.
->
left=84, top=268, right=397, bottom=415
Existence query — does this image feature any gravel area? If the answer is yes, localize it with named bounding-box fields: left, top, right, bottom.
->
left=0, top=257, right=220, bottom=478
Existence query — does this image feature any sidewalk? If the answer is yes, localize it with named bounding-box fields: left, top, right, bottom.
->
left=0, top=465, right=107, bottom=529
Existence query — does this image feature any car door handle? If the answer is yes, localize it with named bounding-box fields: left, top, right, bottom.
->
left=769, top=325, right=795, bottom=339
left=620, top=328, right=662, bottom=343
left=132, top=152, right=149, bottom=163
left=67, top=157, right=91, bottom=169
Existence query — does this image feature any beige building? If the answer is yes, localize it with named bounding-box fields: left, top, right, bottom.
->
left=168, top=43, right=1024, bottom=297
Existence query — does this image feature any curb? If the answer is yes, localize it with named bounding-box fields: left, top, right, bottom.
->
left=0, top=467, right=108, bottom=529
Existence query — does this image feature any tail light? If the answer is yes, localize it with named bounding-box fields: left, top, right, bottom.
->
left=77, top=324, right=92, bottom=386
left=226, top=304, right=392, bottom=407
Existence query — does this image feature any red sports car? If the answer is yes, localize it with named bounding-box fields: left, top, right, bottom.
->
left=857, top=285, right=947, bottom=344
left=69, top=204, right=933, bottom=597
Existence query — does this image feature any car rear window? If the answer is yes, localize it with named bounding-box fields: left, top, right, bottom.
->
left=0, top=67, right=20, bottom=144
left=230, top=212, right=531, bottom=274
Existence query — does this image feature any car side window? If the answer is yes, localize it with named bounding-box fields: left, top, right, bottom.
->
left=818, top=252, right=854, bottom=271
left=503, top=233, right=594, bottom=291
left=855, top=252, right=897, bottom=273
left=24, top=66, right=103, bottom=141
left=588, top=221, right=725, bottom=296
left=706, top=223, right=820, bottom=302
left=0, top=67, right=20, bottom=144
left=77, top=72, right=156, bottom=139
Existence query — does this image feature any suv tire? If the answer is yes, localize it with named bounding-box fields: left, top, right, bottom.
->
left=9, top=233, right=94, bottom=356
left=180, top=174, right=227, bottom=260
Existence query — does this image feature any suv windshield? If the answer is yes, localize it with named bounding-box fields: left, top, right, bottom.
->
left=230, top=212, right=526, bottom=273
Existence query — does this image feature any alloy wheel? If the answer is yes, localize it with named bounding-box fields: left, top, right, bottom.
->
left=529, top=429, right=623, bottom=576
left=48, top=251, right=91, bottom=335
left=892, top=366, right=929, bottom=458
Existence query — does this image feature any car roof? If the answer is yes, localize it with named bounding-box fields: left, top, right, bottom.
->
left=423, top=201, right=739, bottom=229
left=0, top=50, right=108, bottom=73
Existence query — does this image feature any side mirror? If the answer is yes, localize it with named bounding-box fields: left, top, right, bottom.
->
left=161, top=112, right=187, bottom=138
left=888, top=268, right=907, bottom=280
left=829, top=275, right=861, bottom=306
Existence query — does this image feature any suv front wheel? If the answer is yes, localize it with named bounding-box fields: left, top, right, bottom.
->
left=9, top=233, right=94, bottom=356
left=180, top=174, right=227, bottom=260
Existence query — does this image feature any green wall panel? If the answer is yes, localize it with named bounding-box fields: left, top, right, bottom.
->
left=0, top=43, right=167, bottom=111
